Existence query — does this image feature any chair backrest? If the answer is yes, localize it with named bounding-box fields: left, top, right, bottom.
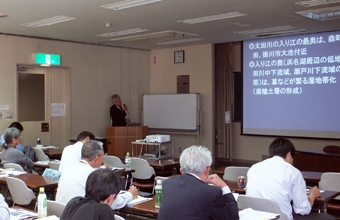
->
left=104, top=155, right=125, bottom=168
left=3, top=163, right=25, bottom=172
left=47, top=200, right=66, bottom=217
left=237, top=195, right=289, bottom=220
left=48, top=162, right=60, bottom=170
left=223, top=166, right=249, bottom=182
left=114, top=214, right=125, bottom=220
left=130, top=158, right=155, bottom=180
left=319, top=172, right=340, bottom=200
left=5, top=177, right=36, bottom=205
left=155, top=176, right=169, bottom=185
left=323, top=145, right=340, bottom=154
left=34, top=148, right=49, bottom=161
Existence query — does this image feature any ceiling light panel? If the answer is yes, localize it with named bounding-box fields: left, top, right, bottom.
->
left=21, top=16, right=76, bottom=28
left=109, top=30, right=198, bottom=44
left=156, top=38, right=203, bottom=45
left=101, top=0, right=163, bottom=10
left=296, top=6, right=340, bottom=21
left=295, top=0, right=340, bottom=7
left=234, top=25, right=299, bottom=35
left=96, top=28, right=149, bottom=37
left=178, top=12, right=247, bottom=24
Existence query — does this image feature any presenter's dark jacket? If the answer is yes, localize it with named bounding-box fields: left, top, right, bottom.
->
left=60, top=197, right=115, bottom=220
left=110, top=105, right=127, bottom=126
left=158, top=173, right=239, bottom=220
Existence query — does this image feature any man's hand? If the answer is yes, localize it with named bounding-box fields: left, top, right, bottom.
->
left=128, top=185, right=139, bottom=199
left=207, top=174, right=227, bottom=188
left=308, top=186, right=320, bottom=207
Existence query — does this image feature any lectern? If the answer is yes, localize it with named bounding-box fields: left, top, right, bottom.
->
left=106, top=126, right=148, bottom=160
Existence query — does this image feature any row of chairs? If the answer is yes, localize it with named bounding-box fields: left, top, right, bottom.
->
left=5, top=176, right=125, bottom=219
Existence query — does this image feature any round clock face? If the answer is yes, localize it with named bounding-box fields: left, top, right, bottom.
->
left=174, top=50, right=184, bottom=63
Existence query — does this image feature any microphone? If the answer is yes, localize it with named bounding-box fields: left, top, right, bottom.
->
left=123, top=104, right=128, bottom=113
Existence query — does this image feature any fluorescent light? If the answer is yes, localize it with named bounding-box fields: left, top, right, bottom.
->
left=295, top=0, right=340, bottom=7
left=178, top=12, right=247, bottom=24
left=21, top=16, right=76, bottom=28
left=296, top=6, right=340, bottom=21
left=156, top=38, right=202, bottom=45
left=101, top=0, right=162, bottom=10
left=235, top=25, right=301, bottom=35
left=109, top=30, right=198, bottom=43
left=96, top=28, right=149, bottom=38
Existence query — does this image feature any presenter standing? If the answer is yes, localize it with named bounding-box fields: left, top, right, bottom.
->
left=110, top=94, right=129, bottom=126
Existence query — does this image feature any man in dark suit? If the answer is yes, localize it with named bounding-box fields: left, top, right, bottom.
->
left=158, top=145, right=239, bottom=220
left=110, top=94, right=128, bottom=126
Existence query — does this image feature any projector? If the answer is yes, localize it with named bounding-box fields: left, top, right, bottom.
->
left=145, top=134, right=170, bottom=143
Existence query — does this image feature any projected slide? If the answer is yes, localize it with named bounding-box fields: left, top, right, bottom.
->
left=243, top=30, right=340, bottom=139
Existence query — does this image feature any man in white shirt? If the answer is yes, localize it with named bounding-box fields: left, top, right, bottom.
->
left=56, top=140, right=138, bottom=210
left=246, top=138, right=334, bottom=220
left=0, top=194, right=9, bottom=220
left=58, top=131, right=94, bottom=173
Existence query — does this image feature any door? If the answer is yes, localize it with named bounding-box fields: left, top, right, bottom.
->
left=17, top=65, right=70, bottom=148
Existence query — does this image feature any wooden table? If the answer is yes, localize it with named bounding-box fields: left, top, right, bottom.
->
left=43, top=148, right=64, bottom=160
left=294, top=149, right=340, bottom=172
left=0, top=173, right=59, bottom=190
left=213, top=166, right=226, bottom=175
left=120, top=195, right=158, bottom=219
left=301, top=171, right=323, bottom=184
left=147, top=159, right=179, bottom=170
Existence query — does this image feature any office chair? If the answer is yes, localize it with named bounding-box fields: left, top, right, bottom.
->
left=5, top=177, right=36, bottom=208
left=3, top=163, right=25, bottom=172
left=319, top=172, right=340, bottom=200
left=48, top=161, right=60, bottom=170
left=223, top=166, right=249, bottom=182
left=152, top=176, right=169, bottom=194
left=237, top=195, right=289, bottom=220
left=47, top=200, right=66, bottom=217
left=104, top=155, right=125, bottom=168
left=323, top=145, right=340, bottom=154
left=130, top=158, right=155, bottom=192
left=34, top=148, right=49, bottom=161
left=104, top=155, right=129, bottom=189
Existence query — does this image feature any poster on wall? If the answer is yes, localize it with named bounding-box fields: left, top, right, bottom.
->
left=51, top=103, right=66, bottom=117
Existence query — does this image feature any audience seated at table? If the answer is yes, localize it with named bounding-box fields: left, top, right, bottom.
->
left=246, top=137, right=334, bottom=220
left=56, top=140, right=138, bottom=210
left=0, top=194, right=9, bottom=220
left=60, top=168, right=119, bottom=220
left=0, top=122, right=25, bottom=153
left=158, top=145, right=239, bottom=220
left=1, top=127, right=34, bottom=173
left=58, top=131, right=94, bottom=173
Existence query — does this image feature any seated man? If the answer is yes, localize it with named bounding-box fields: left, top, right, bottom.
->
left=246, top=137, right=334, bottom=220
left=158, top=145, right=239, bottom=220
left=0, top=122, right=25, bottom=152
left=60, top=168, right=119, bottom=220
left=59, top=131, right=94, bottom=173
left=56, top=140, right=138, bottom=210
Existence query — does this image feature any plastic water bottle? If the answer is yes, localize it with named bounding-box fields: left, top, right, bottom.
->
left=37, top=137, right=41, bottom=145
left=125, top=152, right=131, bottom=170
left=155, top=180, right=162, bottom=208
left=37, top=187, right=47, bottom=218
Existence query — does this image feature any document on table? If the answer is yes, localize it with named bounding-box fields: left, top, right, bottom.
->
left=9, top=208, right=38, bottom=220
left=239, top=208, right=279, bottom=220
left=127, top=195, right=153, bottom=206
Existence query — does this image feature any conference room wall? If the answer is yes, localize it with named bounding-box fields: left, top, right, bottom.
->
left=0, top=35, right=150, bottom=144
left=150, top=44, right=214, bottom=157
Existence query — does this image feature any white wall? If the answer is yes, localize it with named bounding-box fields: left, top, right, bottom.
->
left=0, top=35, right=150, bottom=144
left=150, top=44, right=214, bottom=156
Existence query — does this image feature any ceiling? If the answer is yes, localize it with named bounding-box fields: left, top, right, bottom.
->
left=1, top=0, right=340, bottom=50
